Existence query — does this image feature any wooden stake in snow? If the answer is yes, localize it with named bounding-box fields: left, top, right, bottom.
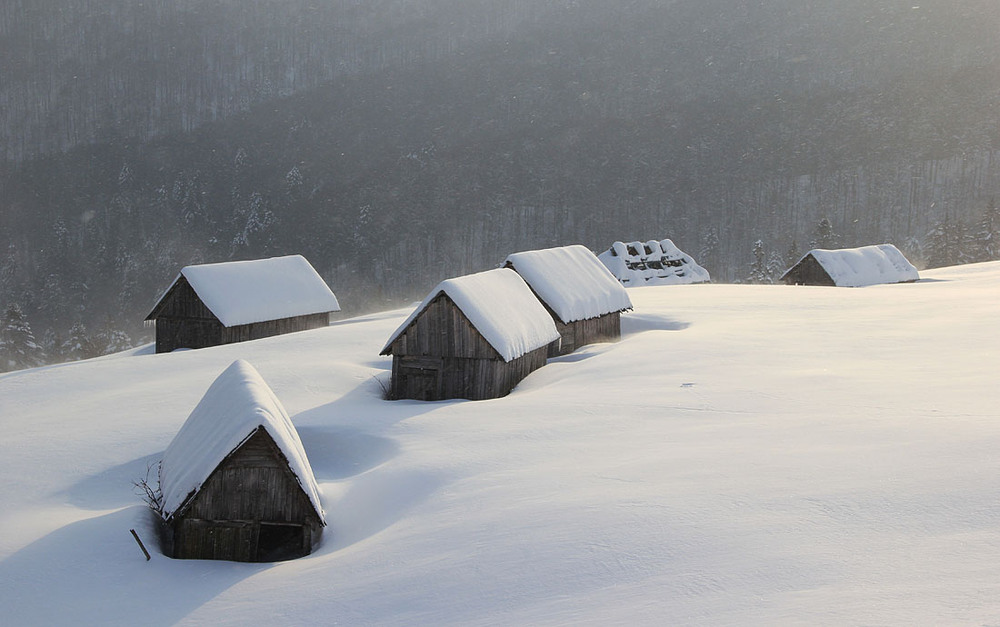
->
left=130, top=529, right=151, bottom=561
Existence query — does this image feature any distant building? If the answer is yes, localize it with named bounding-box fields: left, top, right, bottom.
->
left=780, top=244, right=920, bottom=287
left=145, top=255, right=340, bottom=353
left=380, top=268, right=560, bottom=401
left=504, top=245, right=632, bottom=356
left=598, top=239, right=710, bottom=286
left=157, top=360, right=325, bottom=562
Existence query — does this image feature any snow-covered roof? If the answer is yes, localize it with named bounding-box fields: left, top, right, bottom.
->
left=598, top=239, right=711, bottom=286
left=158, top=359, right=324, bottom=522
left=504, top=245, right=633, bottom=324
left=785, top=244, right=920, bottom=287
left=149, top=255, right=340, bottom=327
left=381, top=268, right=560, bottom=362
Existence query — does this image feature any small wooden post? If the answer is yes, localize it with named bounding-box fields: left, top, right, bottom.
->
left=130, top=529, right=151, bottom=561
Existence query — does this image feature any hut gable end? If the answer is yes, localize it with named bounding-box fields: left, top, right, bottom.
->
left=386, top=293, right=501, bottom=361
left=146, top=276, right=220, bottom=322
left=181, top=427, right=320, bottom=524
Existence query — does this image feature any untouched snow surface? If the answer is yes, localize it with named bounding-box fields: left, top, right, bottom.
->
left=2, top=262, right=1000, bottom=626
left=382, top=268, right=559, bottom=362
left=159, top=359, right=324, bottom=521
left=157, top=255, right=341, bottom=327
left=504, top=245, right=633, bottom=324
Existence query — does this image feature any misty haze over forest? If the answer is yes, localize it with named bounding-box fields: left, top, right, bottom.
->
left=1, top=0, right=999, bottom=370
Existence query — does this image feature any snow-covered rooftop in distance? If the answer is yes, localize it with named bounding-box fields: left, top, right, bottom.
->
left=598, top=239, right=711, bottom=286
left=504, top=245, right=632, bottom=324
left=158, top=359, right=324, bottom=522
left=151, top=255, right=341, bottom=327
left=382, top=268, right=560, bottom=362
left=786, top=244, right=920, bottom=287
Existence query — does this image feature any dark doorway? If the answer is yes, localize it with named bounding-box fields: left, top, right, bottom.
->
left=256, top=523, right=305, bottom=562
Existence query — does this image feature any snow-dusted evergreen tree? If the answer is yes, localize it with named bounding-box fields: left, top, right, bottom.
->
left=698, top=227, right=720, bottom=278
left=925, top=217, right=974, bottom=269
left=973, top=201, right=1000, bottom=262
left=94, top=314, right=134, bottom=356
left=0, top=303, right=44, bottom=372
left=783, top=240, right=801, bottom=269
left=809, top=218, right=839, bottom=250
left=766, top=250, right=786, bottom=282
left=746, top=239, right=770, bottom=284
left=61, top=322, right=99, bottom=362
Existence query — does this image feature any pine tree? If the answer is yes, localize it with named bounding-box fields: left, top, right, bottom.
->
left=95, top=316, right=134, bottom=356
left=973, top=200, right=1000, bottom=262
left=925, top=217, right=974, bottom=269
left=0, top=303, right=44, bottom=372
left=783, top=240, right=801, bottom=269
left=809, top=218, right=839, bottom=250
left=766, top=250, right=785, bottom=283
left=62, top=322, right=99, bottom=362
left=698, top=227, right=720, bottom=278
left=747, top=239, right=770, bottom=284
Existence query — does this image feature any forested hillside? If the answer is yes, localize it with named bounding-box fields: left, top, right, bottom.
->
left=2, top=0, right=999, bottom=370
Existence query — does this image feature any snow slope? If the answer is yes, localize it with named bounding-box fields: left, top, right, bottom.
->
left=2, top=262, right=999, bottom=626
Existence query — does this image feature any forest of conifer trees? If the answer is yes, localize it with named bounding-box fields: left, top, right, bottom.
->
left=1, top=0, right=999, bottom=371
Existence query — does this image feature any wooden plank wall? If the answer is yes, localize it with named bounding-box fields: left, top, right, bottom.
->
left=387, top=294, right=550, bottom=400
left=389, top=294, right=498, bottom=359
left=782, top=255, right=836, bottom=286
left=165, top=428, right=322, bottom=561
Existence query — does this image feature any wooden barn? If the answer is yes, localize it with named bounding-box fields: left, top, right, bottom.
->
left=380, top=268, right=560, bottom=401
left=780, top=244, right=920, bottom=287
left=157, top=360, right=325, bottom=562
left=504, top=245, right=633, bottom=356
left=597, top=239, right=711, bottom=286
left=146, top=255, right=340, bottom=353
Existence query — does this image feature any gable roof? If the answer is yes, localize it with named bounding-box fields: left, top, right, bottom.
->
left=783, top=244, right=920, bottom=287
left=380, top=268, right=560, bottom=362
left=158, top=359, right=324, bottom=522
left=598, top=239, right=711, bottom=286
left=504, top=245, right=633, bottom=324
left=147, top=255, right=340, bottom=327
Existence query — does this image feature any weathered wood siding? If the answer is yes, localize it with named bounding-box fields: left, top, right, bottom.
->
left=150, top=276, right=330, bottom=352
left=386, top=294, right=549, bottom=401
left=781, top=255, right=836, bottom=286
left=220, top=313, right=329, bottom=345
left=550, top=311, right=621, bottom=356
left=163, top=428, right=323, bottom=562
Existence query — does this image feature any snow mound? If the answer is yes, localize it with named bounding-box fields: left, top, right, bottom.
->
left=504, top=244, right=632, bottom=323
left=598, top=239, right=711, bottom=286
left=382, top=268, right=560, bottom=362
left=158, top=359, right=324, bottom=521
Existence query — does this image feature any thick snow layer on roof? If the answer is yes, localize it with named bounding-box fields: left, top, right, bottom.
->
left=790, top=244, right=920, bottom=287
left=383, top=268, right=559, bottom=362
left=598, top=239, right=711, bottom=286
left=158, top=359, right=324, bottom=521
left=504, top=245, right=632, bottom=324
left=172, top=255, right=340, bottom=327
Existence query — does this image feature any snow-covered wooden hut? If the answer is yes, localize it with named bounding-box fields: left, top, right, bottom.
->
left=780, top=244, right=920, bottom=287
left=158, top=360, right=325, bottom=562
left=598, top=239, right=711, bottom=286
left=504, top=245, right=633, bottom=356
left=146, top=255, right=340, bottom=353
left=380, top=268, right=560, bottom=401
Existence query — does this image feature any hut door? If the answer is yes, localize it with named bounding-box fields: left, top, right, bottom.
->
left=255, top=523, right=305, bottom=562
left=398, top=356, right=443, bottom=400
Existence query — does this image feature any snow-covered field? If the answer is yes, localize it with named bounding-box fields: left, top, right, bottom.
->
left=2, top=262, right=999, bottom=626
